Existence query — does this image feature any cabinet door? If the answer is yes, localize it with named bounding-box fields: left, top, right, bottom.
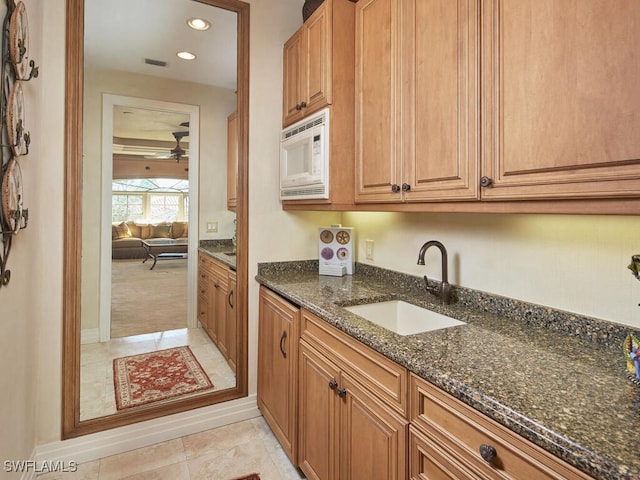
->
left=339, top=372, right=408, bottom=480
left=402, top=0, right=479, bottom=202
left=298, top=341, right=341, bottom=480
left=225, top=270, right=237, bottom=373
left=283, top=28, right=306, bottom=126
left=481, top=0, right=640, bottom=200
left=226, top=110, right=238, bottom=211
left=304, top=0, right=332, bottom=116
left=354, top=0, right=402, bottom=203
left=212, top=269, right=228, bottom=357
left=257, top=287, right=301, bottom=464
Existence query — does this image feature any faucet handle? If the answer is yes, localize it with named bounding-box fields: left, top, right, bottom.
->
left=423, top=275, right=437, bottom=295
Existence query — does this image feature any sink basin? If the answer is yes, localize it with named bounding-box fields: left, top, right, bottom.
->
left=344, top=300, right=465, bottom=336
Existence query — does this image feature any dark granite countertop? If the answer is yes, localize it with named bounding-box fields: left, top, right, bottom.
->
left=198, top=240, right=236, bottom=270
left=256, top=261, right=640, bottom=480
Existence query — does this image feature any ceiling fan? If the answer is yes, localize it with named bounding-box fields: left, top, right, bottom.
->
left=145, top=121, right=189, bottom=162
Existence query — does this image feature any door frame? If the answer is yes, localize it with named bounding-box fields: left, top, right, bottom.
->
left=99, top=94, right=200, bottom=341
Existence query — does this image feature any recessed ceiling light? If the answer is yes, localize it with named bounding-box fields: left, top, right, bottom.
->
left=187, top=17, right=210, bottom=31
left=177, top=51, right=197, bottom=61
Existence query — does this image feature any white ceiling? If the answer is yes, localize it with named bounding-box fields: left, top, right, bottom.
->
left=84, top=0, right=238, bottom=90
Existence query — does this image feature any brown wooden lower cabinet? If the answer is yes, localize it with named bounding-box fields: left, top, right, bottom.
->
left=298, top=307, right=409, bottom=480
left=257, top=286, right=301, bottom=464
left=409, top=374, right=592, bottom=480
left=197, top=252, right=237, bottom=372
left=298, top=340, right=408, bottom=480
left=257, top=287, right=594, bottom=480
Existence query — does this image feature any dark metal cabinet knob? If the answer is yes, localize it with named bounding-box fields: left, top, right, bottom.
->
left=391, top=184, right=400, bottom=193
left=480, top=176, right=493, bottom=187
left=479, top=444, right=497, bottom=463
left=295, top=103, right=302, bottom=111
left=300, top=101, right=307, bottom=108
left=329, top=379, right=338, bottom=390
left=337, top=387, right=347, bottom=398
left=402, top=182, right=411, bottom=192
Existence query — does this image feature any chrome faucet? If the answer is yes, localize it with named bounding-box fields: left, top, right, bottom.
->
left=417, top=240, right=452, bottom=305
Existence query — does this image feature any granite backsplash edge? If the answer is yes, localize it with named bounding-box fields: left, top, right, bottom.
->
left=257, top=260, right=640, bottom=348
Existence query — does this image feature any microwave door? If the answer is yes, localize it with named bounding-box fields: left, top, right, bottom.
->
left=281, top=134, right=323, bottom=187
left=282, top=136, right=312, bottom=181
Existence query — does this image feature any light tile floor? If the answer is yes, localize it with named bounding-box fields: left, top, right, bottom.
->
left=80, top=327, right=236, bottom=420
left=38, top=416, right=306, bottom=480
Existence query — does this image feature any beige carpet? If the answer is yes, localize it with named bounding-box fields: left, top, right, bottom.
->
left=111, top=259, right=187, bottom=338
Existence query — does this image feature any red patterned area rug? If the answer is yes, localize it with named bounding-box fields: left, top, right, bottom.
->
left=232, top=475, right=260, bottom=480
left=113, top=346, right=213, bottom=410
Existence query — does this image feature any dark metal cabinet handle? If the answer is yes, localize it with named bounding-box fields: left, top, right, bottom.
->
left=300, top=101, right=307, bottom=108
left=402, top=182, right=411, bottom=192
left=227, top=290, right=234, bottom=308
left=480, top=176, right=493, bottom=188
left=391, top=184, right=400, bottom=193
left=329, top=379, right=338, bottom=390
left=479, top=444, right=497, bottom=463
left=279, top=330, right=287, bottom=358
left=337, top=387, right=347, bottom=398
left=214, top=283, right=220, bottom=289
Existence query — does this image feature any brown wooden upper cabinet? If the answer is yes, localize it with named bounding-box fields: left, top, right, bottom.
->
left=481, top=0, right=640, bottom=201
left=355, top=0, right=479, bottom=204
left=353, top=0, right=640, bottom=208
left=281, top=0, right=357, bottom=208
left=283, top=1, right=333, bottom=127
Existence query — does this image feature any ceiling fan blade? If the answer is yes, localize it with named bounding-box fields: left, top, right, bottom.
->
left=143, top=152, right=173, bottom=159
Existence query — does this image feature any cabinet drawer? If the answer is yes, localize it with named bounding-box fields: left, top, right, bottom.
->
left=410, top=374, right=591, bottom=480
left=409, top=424, right=482, bottom=480
left=301, top=309, right=407, bottom=415
left=198, top=252, right=216, bottom=273
left=197, top=295, right=209, bottom=322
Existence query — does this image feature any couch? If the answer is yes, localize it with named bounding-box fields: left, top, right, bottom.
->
left=112, top=221, right=189, bottom=259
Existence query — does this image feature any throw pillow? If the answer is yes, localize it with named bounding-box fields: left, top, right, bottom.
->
left=171, top=222, right=188, bottom=239
left=111, top=222, right=130, bottom=240
left=150, top=223, right=172, bottom=238
left=134, top=223, right=151, bottom=239
left=126, top=221, right=141, bottom=238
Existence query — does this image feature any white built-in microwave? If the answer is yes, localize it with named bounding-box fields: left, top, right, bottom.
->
left=280, top=108, right=329, bottom=200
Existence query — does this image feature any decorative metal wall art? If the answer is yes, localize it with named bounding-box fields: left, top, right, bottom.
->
left=0, top=0, right=39, bottom=287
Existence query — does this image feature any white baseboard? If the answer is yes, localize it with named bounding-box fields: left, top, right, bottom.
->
left=35, top=395, right=260, bottom=465
left=80, top=328, right=100, bottom=344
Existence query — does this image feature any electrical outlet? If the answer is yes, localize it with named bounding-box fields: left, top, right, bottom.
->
left=206, top=221, right=218, bottom=233
left=365, top=239, right=374, bottom=261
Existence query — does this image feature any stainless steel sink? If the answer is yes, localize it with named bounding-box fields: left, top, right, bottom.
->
left=344, top=300, right=465, bottom=336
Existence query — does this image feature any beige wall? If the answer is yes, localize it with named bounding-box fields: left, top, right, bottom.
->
left=0, top=0, right=65, bottom=470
